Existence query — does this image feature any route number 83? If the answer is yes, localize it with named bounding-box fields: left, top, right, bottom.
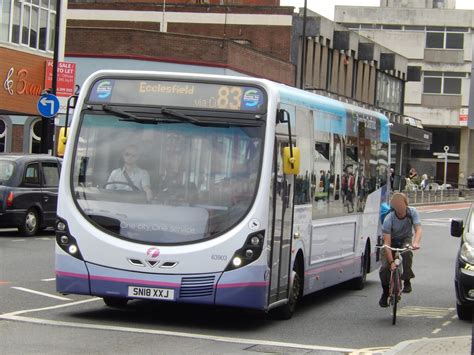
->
left=217, top=86, right=243, bottom=110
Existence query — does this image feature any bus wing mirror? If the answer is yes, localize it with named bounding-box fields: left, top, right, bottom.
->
left=282, top=146, right=300, bottom=175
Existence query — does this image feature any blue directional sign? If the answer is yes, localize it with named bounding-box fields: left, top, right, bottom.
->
left=37, top=94, right=60, bottom=118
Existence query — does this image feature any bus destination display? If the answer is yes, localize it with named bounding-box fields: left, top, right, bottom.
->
left=88, top=79, right=266, bottom=113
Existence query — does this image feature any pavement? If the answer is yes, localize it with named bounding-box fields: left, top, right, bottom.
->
left=0, top=202, right=472, bottom=354
left=385, top=335, right=472, bottom=355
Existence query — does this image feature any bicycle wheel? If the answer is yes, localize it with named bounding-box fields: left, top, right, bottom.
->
left=392, top=270, right=400, bottom=325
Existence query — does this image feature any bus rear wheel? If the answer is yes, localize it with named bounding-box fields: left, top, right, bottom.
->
left=350, top=244, right=370, bottom=290
left=103, top=297, right=128, bottom=308
left=270, top=268, right=301, bottom=320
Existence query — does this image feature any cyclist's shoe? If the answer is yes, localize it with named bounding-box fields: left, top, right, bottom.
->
left=379, top=287, right=389, bottom=308
left=403, top=281, right=412, bottom=293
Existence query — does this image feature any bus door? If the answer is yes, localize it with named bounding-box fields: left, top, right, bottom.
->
left=268, top=138, right=295, bottom=306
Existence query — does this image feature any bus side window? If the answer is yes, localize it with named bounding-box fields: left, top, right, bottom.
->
left=312, top=129, right=331, bottom=218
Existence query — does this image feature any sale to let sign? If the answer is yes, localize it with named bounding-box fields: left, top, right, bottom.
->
left=45, top=60, right=76, bottom=97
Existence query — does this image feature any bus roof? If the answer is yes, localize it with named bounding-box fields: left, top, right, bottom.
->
left=275, top=83, right=390, bottom=143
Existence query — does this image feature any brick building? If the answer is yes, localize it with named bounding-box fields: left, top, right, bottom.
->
left=1, top=0, right=433, bottom=158
left=0, top=0, right=58, bottom=153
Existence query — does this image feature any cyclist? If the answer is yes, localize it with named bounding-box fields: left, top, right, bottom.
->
left=379, top=192, right=422, bottom=307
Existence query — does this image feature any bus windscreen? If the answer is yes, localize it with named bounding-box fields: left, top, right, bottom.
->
left=87, top=79, right=267, bottom=113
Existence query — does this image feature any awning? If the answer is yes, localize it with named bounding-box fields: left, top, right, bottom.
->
left=390, top=122, right=432, bottom=145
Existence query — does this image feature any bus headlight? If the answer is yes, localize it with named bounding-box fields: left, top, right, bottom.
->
left=225, top=231, right=265, bottom=271
left=55, top=218, right=84, bottom=260
left=57, top=221, right=66, bottom=231
left=232, top=257, right=242, bottom=267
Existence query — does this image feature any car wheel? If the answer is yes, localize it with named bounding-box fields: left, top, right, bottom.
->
left=19, top=208, right=40, bottom=237
left=103, top=297, right=128, bottom=308
left=456, top=303, right=472, bottom=321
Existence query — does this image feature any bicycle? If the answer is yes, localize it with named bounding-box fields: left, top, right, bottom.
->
left=377, top=244, right=414, bottom=325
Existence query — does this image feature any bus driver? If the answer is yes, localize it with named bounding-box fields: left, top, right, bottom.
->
left=106, top=145, right=153, bottom=202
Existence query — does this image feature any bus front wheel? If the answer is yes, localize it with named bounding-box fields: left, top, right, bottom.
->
left=270, top=268, right=301, bottom=320
left=103, top=297, right=128, bottom=308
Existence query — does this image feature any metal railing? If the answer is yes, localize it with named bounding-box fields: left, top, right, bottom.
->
left=391, top=178, right=474, bottom=205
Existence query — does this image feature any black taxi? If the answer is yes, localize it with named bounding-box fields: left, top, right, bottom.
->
left=0, top=154, right=61, bottom=236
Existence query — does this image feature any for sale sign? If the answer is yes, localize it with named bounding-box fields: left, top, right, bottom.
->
left=45, top=60, right=76, bottom=97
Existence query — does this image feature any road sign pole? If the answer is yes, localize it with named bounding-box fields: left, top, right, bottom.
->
left=41, top=0, right=61, bottom=155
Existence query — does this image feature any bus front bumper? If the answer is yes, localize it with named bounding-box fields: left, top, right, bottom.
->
left=56, top=254, right=268, bottom=310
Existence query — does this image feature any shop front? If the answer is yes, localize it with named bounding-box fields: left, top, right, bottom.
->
left=0, top=46, right=50, bottom=153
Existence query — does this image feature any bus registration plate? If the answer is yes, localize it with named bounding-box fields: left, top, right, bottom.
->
left=128, top=286, right=175, bottom=300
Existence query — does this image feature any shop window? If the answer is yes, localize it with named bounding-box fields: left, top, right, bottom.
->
left=0, top=120, right=6, bottom=153
left=30, top=120, right=42, bottom=153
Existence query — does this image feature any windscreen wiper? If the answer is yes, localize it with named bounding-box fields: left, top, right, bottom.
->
left=160, top=108, right=201, bottom=124
left=101, top=105, right=261, bottom=127
left=102, top=105, right=198, bottom=125
left=102, top=105, right=157, bottom=124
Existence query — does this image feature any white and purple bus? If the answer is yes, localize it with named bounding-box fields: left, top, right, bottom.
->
left=55, top=70, right=390, bottom=318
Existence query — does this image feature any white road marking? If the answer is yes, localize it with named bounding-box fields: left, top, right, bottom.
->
left=11, top=287, right=72, bottom=301
left=442, top=321, right=451, bottom=327
left=451, top=315, right=458, bottom=319
left=0, top=314, right=357, bottom=353
left=35, top=237, right=54, bottom=241
left=421, top=218, right=453, bottom=227
left=423, top=207, right=469, bottom=213
left=0, top=298, right=356, bottom=353
left=41, top=278, right=56, bottom=282
left=0, top=297, right=102, bottom=318
left=432, top=328, right=442, bottom=334
left=11, top=239, right=25, bottom=242
left=1, top=298, right=101, bottom=317
left=397, top=306, right=453, bottom=319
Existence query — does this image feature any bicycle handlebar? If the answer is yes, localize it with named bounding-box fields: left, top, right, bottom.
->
left=376, top=244, right=414, bottom=252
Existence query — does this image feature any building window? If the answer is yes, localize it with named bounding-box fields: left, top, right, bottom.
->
left=30, top=119, right=42, bottom=153
left=376, top=72, right=403, bottom=113
left=445, top=33, right=464, bottom=49
left=6, top=0, right=56, bottom=52
left=426, top=32, right=444, bottom=48
left=405, top=25, right=425, bottom=31
left=423, top=71, right=464, bottom=95
left=433, top=0, right=445, bottom=9
left=382, top=24, right=402, bottom=30
left=426, top=29, right=464, bottom=50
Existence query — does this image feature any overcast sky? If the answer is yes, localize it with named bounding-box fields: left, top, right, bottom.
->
left=279, top=0, right=474, bottom=20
